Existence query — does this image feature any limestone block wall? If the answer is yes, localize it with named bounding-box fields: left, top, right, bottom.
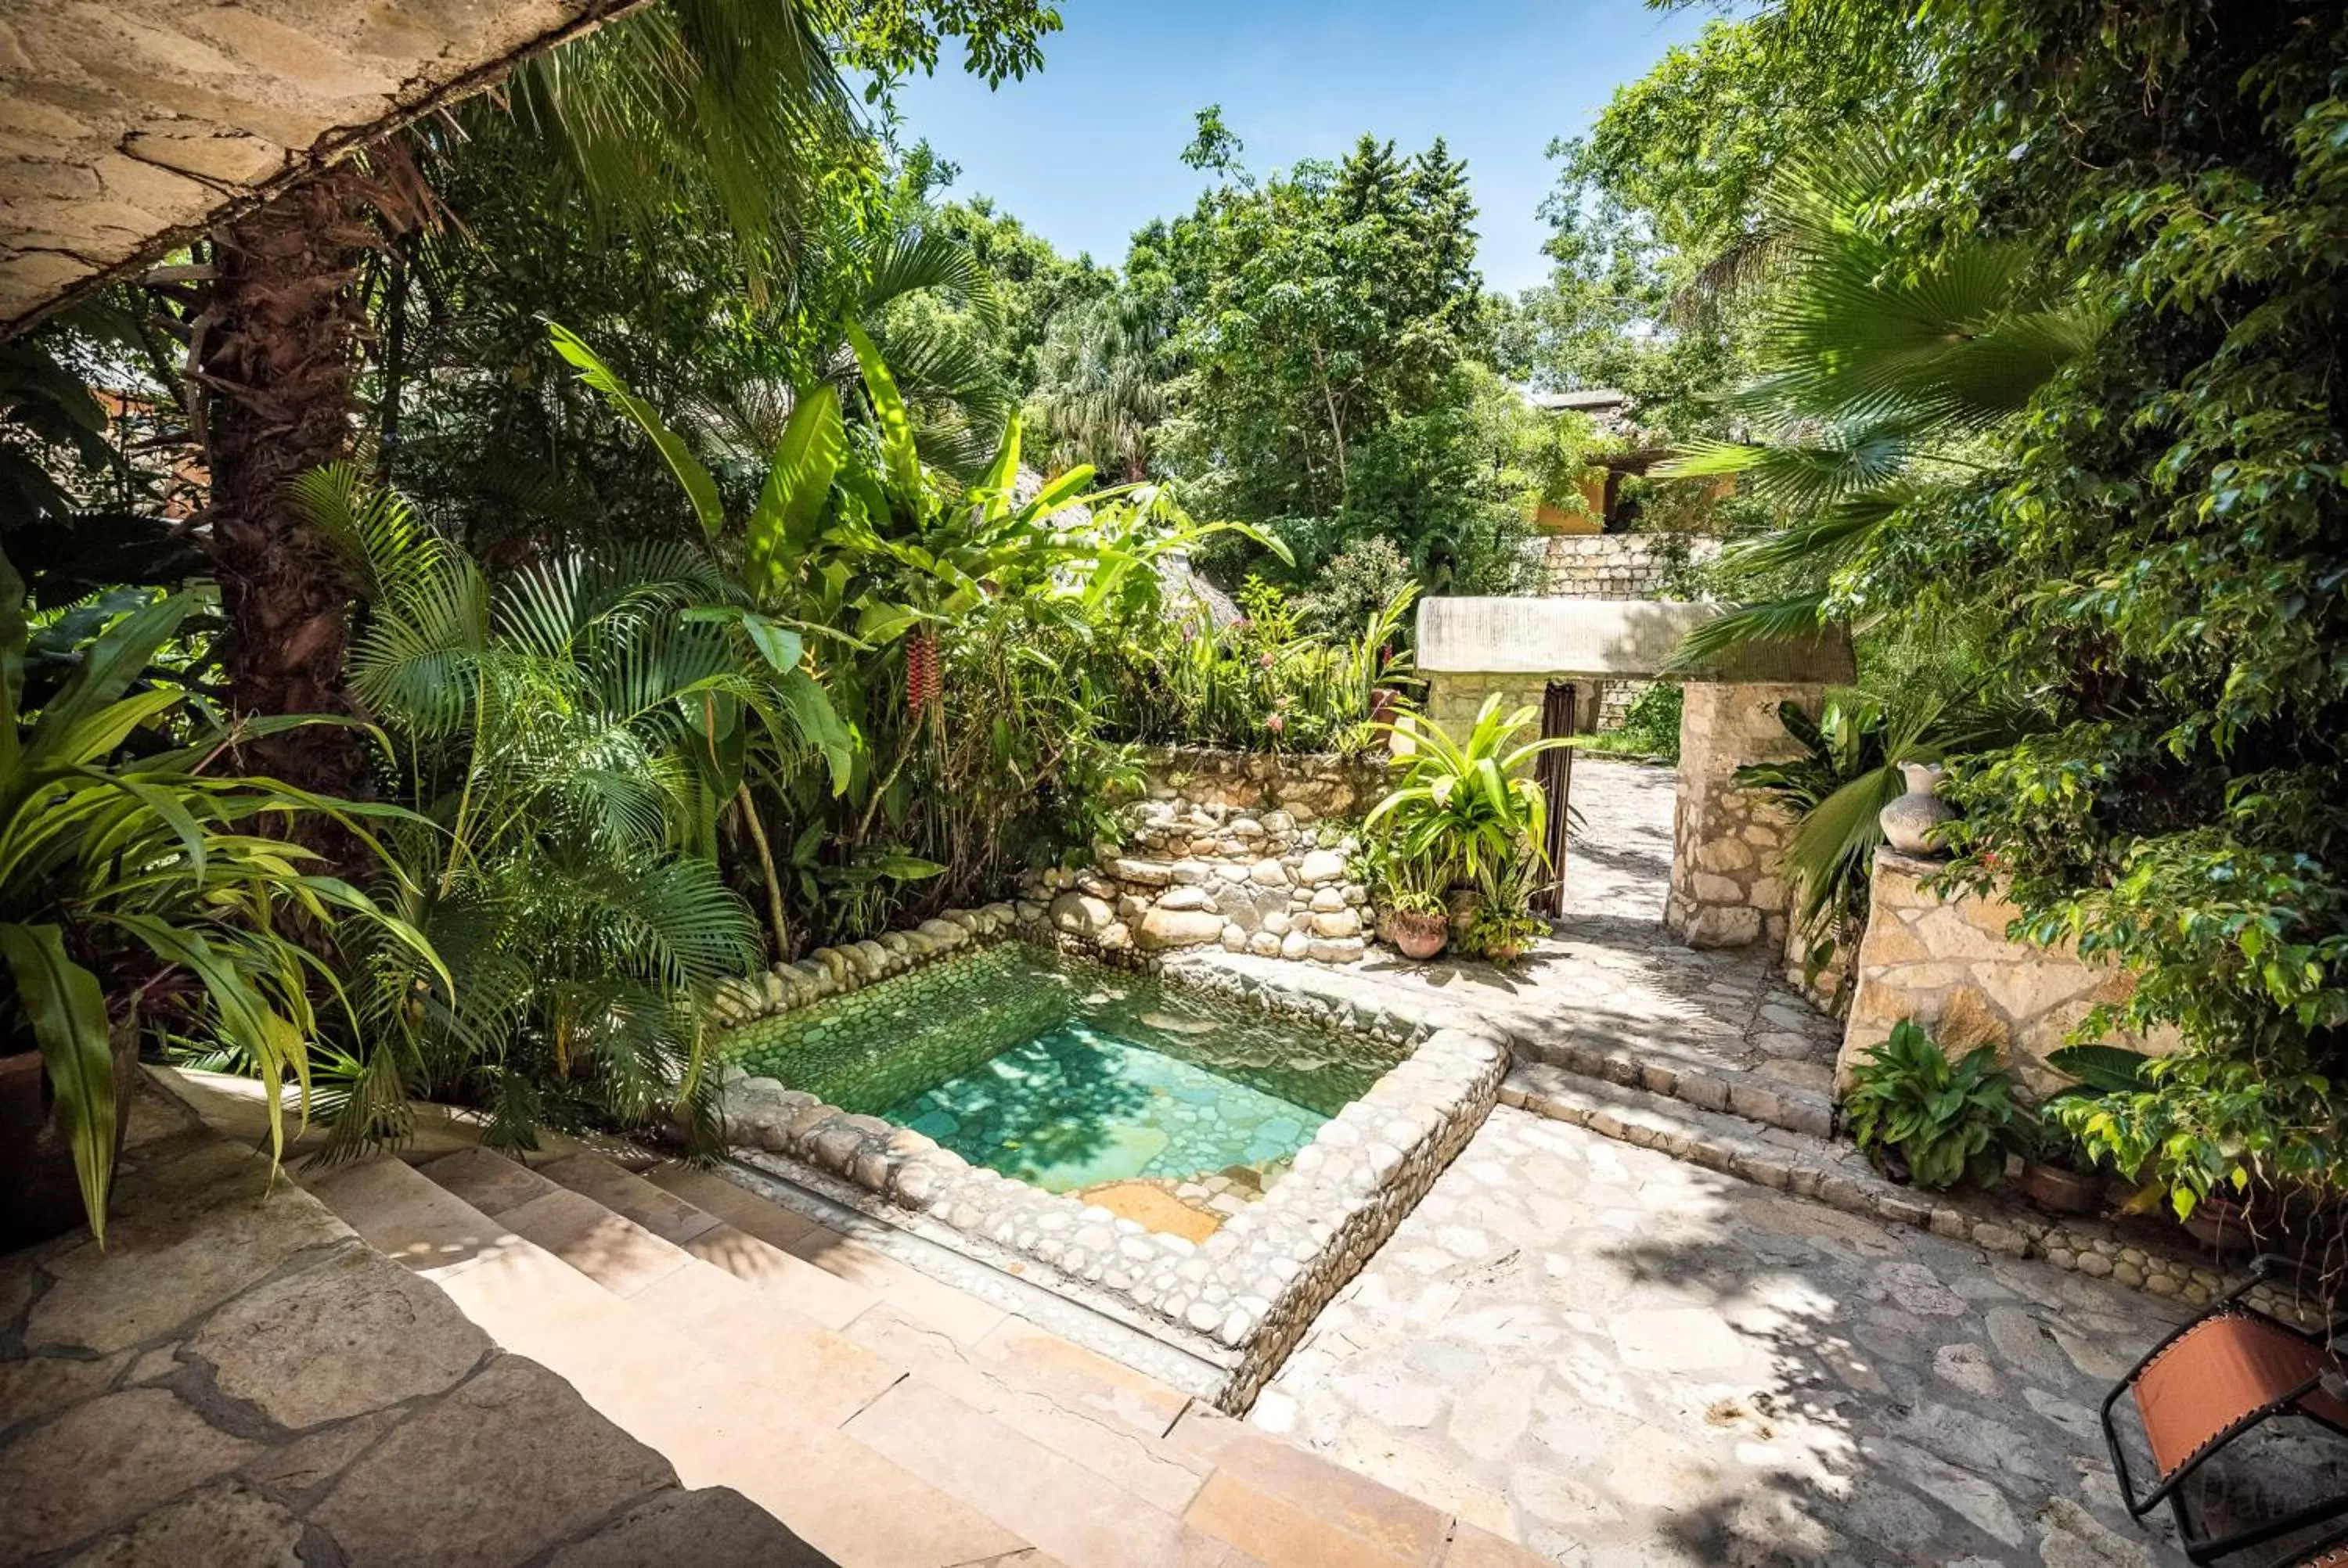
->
left=1525, top=534, right=1720, bottom=600
left=1423, top=669, right=1648, bottom=737
left=1666, top=682, right=1817, bottom=949
left=1838, top=851, right=2178, bottom=1098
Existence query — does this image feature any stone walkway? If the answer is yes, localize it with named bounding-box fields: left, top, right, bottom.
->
left=1233, top=757, right=2346, bottom=1567
left=1253, top=1103, right=2342, bottom=1567
left=1309, top=759, right=1845, bottom=1138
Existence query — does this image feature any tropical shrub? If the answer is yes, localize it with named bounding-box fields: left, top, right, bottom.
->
left=1734, top=692, right=2020, bottom=993
left=1106, top=576, right=1416, bottom=755
left=1844, top=1020, right=2015, bottom=1192
left=294, top=469, right=795, bottom=1155
left=1368, top=696, right=1568, bottom=882
left=1, top=574, right=440, bottom=1232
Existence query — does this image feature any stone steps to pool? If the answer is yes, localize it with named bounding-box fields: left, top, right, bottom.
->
left=302, top=1138, right=1545, bottom=1568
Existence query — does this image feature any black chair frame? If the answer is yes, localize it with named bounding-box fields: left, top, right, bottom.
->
left=2101, top=1254, right=2348, bottom=1565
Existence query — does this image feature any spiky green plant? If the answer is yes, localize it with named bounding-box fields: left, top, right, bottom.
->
left=1367, top=696, right=1572, bottom=883
left=1662, top=138, right=2100, bottom=664
left=0, top=560, right=441, bottom=1237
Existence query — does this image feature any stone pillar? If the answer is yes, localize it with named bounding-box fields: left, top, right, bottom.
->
left=1665, top=681, right=1821, bottom=948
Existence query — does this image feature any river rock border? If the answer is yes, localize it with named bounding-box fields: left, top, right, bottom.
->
left=710, top=953, right=1507, bottom=1408
left=704, top=902, right=1025, bottom=1030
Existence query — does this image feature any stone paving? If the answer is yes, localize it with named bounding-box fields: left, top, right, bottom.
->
left=0, top=1077, right=819, bottom=1567
left=1291, top=758, right=1846, bottom=1138
left=1252, top=1102, right=2343, bottom=1566
left=1239, top=756, right=2346, bottom=1566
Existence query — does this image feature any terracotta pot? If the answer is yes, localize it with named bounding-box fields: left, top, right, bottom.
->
left=1486, top=939, right=1528, bottom=966
left=2181, top=1192, right=2255, bottom=1254
left=1388, top=910, right=1449, bottom=961
left=1879, top=761, right=1958, bottom=857
left=2018, top=1160, right=2102, bottom=1215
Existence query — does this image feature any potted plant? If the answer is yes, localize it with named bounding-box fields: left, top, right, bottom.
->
left=1359, top=837, right=1452, bottom=960
left=1843, top=1020, right=2017, bottom=1189
left=0, top=578, right=441, bottom=1245
left=2009, top=1107, right=2105, bottom=1214
left=1464, top=851, right=1551, bottom=966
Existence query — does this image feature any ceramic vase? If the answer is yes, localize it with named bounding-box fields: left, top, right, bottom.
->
left=1879, top=761, right=1957, bottom=856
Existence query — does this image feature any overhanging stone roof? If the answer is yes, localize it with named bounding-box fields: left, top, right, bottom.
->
left=1416, top=596, right=1855, bottom=685
left=0, top=0, right=647, bottom=336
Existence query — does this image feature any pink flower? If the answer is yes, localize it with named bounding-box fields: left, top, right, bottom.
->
left=1259, top=651, right=1277, bottom=670
left=1266, top=713, right=1286, bottom=734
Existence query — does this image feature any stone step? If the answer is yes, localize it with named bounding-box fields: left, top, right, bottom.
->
left=418, top=1149, right=905, bottom=1429
left=1511, top=1029, right=1836, bottom=1138
left=304, top=1156, right=1032, bottom=1568
left=646, top=1160, right=1008, bottom=1344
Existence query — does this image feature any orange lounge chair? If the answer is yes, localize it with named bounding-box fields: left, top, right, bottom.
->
left=2102, top=1254, right=2348, bottom=1563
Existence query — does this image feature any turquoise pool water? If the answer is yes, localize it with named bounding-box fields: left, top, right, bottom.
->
left=722, top=944, right=1404, bottom=1197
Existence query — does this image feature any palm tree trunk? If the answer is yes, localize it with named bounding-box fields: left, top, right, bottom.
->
left=197, top=174, right=374, bottom=800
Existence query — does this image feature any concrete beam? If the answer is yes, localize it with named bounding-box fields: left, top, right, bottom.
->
left=1, top=0, right=654, bottom=337
left=1414, top=596, right=1854, bottom=685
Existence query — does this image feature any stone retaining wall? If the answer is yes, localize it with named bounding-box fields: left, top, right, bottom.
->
left=1021, top=801, right=1370, bottom=966
left=1131, top=746, right=1388, bottom=820
left=1526, top=534, right=1719, bottom=600
left=713, top=953, right=1506, bottom=1409
left=703, top=903, right=1022, bottom=1031
left=1838, top=851, right=2179, bottom=1097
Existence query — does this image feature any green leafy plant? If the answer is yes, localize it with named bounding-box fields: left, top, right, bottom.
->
left=1463, top=853, right=1550, bottom=964
left=1367, top=696, right=1570, bottom=883
left=0, top=566, right=441, bottom=1235
left=1354, top=833, right=1447, bottom=918
left=1843, top=1020, right=2016, bottom=1191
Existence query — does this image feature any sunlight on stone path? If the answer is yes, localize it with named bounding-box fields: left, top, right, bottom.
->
left=1254, top=1105, right=2198, bottom=1566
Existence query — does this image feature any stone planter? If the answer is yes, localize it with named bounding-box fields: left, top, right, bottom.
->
left=2018, top=1160, right=2103, bottom=1216
left=1388, top=909, right=1448, bottom=961
left=1879, top=761, right=1957, bottom=856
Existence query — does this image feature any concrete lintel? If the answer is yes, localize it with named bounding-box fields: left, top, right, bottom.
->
left=1415, top=597, right=1853, bottom=685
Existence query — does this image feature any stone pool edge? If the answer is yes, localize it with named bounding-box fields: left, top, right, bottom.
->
left=710, top=955, right=1509, bottom=1411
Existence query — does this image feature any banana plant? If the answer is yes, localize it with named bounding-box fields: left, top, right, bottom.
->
left=0, top=554, right=443, bottom=1238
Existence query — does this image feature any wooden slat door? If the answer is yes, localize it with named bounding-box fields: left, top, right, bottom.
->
left=1536, top=682, right=1578, bottom=918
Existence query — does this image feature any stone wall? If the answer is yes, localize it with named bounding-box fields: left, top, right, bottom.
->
left=1524, top=534, right=1720, bottom=600
left=1422, top=669, right=1649, bottom=736
left=1838, top=851, right=2178, bottom=1098
left=1665, top=682, right=1816, bottom=949
left=1022, top=802, right=1370, bottom=965
left=1132, top=746, right=1387, bottom=820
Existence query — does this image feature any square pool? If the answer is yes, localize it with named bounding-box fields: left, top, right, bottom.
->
left=722, top=944, right=1406, bottom=1222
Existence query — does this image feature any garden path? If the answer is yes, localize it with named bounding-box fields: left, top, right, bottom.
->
left=1233, top=757, right=2346, bottom=1566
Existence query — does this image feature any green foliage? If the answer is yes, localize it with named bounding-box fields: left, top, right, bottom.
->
left=1734, top=692, right=2021, bottom=987
left=1464, top=854, right=1550, bottom=965
left=1367, top=696, right=1568, bottom=884
left=1507, top=4, right=1921, bottom=433
left=1576, top=681, right=1684, bottom=765
left=1103, top=577, right=1415, bottom=756
left=1867, top=0, right=2348, bottom=1239
left=1845, top=1020, right=2016, bottom=1192
left=0, top=571, right=441, bottom=1232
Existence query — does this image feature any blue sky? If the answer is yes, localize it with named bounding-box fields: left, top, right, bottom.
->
left=884, top=1, right=1717, bottom=295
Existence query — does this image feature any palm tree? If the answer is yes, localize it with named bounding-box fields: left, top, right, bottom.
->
left=189, top=0, right=870, bottom=804
left=1028, top=291, right=1170, bottom=483
left=1663, top=138, right=2101, bottom=664
left=287, top=462, right=826, bottom=1155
